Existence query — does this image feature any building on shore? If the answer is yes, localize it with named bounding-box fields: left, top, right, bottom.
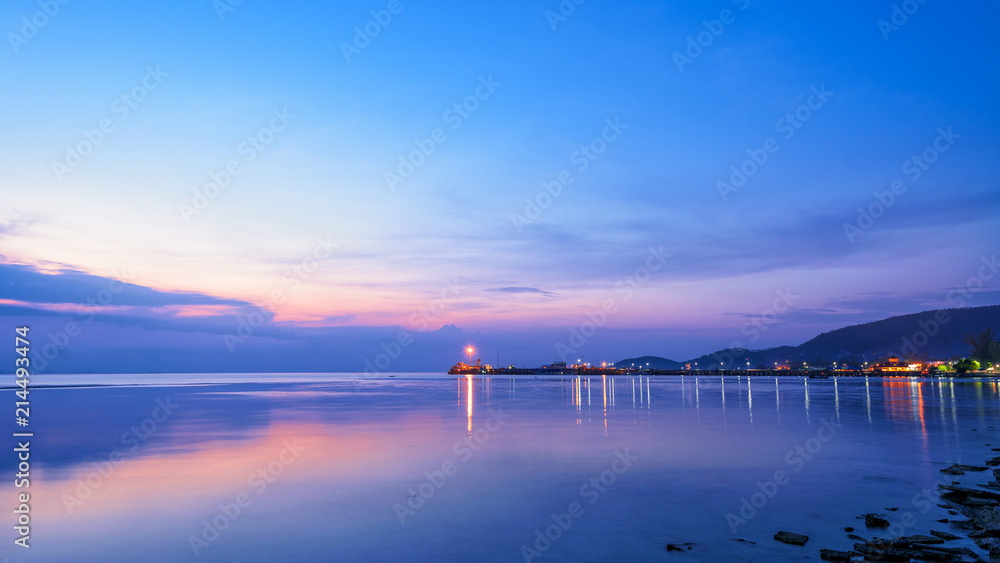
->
left=870, top=356, right=918, bottom=372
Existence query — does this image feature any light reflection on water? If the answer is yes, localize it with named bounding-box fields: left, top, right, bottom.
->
left=2, top=374, right=998, bottom=562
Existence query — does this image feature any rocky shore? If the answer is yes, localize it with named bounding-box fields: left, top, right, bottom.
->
left=667, top=438, right=1000, bottom=561
left=814, top=451, right=999, bottom=561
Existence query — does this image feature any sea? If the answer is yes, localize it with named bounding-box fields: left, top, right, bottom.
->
left=1, top=373, right=998, bottom=562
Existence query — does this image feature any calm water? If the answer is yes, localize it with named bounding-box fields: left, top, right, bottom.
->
left=3, top=374, right=999, bottom=562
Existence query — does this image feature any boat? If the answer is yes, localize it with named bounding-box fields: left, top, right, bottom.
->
left=448, top=360, right=483, bottom=375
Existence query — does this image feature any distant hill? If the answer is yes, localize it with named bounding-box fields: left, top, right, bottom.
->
left=665, top=305, right=1000, bottom=369
left=614, top=356, right=683, bottom=369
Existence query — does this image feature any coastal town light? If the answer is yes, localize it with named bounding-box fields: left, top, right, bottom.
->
left=466, top=347, right=474, bottom=363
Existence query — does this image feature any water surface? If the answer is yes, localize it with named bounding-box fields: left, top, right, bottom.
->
left=3, top=374, right=999, bottom=561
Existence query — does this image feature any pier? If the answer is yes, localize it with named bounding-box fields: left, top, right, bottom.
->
left=449, top=367, right=946, bottom=378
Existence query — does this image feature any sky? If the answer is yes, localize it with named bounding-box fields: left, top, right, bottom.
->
left=1, top=0, right=998, bottom=373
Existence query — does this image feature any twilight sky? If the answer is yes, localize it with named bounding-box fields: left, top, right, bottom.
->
left=1, top=0, right=998, bottom=372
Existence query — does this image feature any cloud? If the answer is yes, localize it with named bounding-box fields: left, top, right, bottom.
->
left=0, top=263, right=252, bottom=308
left=0, top=215, right=39, bottom=241
left=822, top=287, right=1000, bottom=314
left=485, top=286, right=557, bottom=296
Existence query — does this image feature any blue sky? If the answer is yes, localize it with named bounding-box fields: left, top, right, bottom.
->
left=1, top=0, right=998, bottom=372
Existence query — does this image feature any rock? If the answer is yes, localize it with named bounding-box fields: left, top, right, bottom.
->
left=928, top=530, right=961, bottom=541
left=949, top=519, right=977, bottom=531
left=852, top=543, right=909, bottom=562
left=939, top=484, right=1000, bottom=501
left=865, top=514, right=891, bottom=528
left=906, top=544, right=980, bottom=561
left=731, top=538, right=755, bottom=544
left=963, top=505, right=1000, bottom=530
left=885, top=507, right=899, bottom=511
left=942, top=463, right=989, bottom=473
left=847, top=534, right=865, bottom=541
left=844, top=526, right=854, bottom=532
left=963, top=497, right=998, bottom=507
left=891, top=534, right=944, bottom=546
left=819, top=548, right=852, bottom=561
left=973, top=535, right=1000, bottom=559
left=665, top=542, right=695, bottom=552
left=773, top=531, right=809, bottom=546
left=855, top=540, right=971, bottom=562
left=665, top=544, right=683, bottom=552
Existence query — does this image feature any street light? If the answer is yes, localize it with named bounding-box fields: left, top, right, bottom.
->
left=466, top=346, right=474, bottom=364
